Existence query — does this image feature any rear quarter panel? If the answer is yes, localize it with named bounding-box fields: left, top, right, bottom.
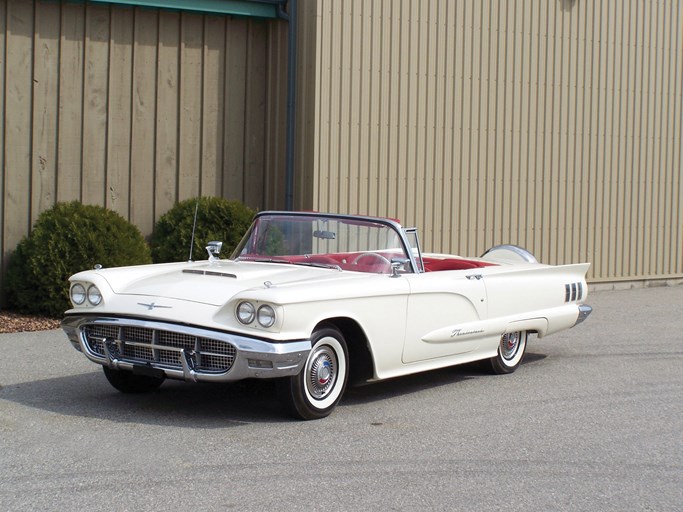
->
left=482, top=263, right=591, bottom=335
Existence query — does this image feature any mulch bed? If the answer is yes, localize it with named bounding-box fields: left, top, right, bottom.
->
left=0, top=311, right=61, bottom=333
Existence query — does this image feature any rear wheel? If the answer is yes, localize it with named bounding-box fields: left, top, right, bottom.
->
left=102, top=366, right=165, bottom=393
left=488, top=331, right=527, bottom=374
left=280, top=326, right=349, bottom=420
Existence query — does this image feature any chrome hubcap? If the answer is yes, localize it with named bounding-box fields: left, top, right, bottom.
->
left=500, top=332, right=520, bottom=361
left=307, top=346, right=337, bottom=400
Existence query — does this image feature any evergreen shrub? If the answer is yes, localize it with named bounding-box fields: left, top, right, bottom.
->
left=150, top=197, right=255, bottom=263
left=5, top=201, right=152, bottom=317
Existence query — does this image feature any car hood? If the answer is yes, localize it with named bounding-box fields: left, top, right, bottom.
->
left=97, top=260, right=359, bottom=306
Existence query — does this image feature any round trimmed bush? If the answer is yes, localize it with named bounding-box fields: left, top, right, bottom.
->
left=150, top=197, right=255, bottom=263
left=5, top=201, right=152, bottom=318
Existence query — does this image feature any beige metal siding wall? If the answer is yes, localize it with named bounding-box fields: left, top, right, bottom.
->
left=0, top=0, right=287, bottom=299
left=293, top=0, right=319, bottom=211
left=305, top=0, right=682, bottom=282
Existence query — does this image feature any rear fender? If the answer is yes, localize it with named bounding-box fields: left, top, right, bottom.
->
left=505, top=318, right=549, bottom=337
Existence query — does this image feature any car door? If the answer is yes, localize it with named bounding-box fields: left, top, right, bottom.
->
left=401, top=269, right=488, bottom=363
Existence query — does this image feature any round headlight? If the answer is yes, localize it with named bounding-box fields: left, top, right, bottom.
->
left=71, top=283, right=86, bottom=305
left=257, top=305, right=276, bottom=328
left=87, top=285, right=102, bottom=306
left=236, top=301, right=256, bottom=324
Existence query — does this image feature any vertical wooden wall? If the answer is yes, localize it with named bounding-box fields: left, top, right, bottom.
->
left=302, top=0, right=683, bottom=283
left=0, top=0, right=288, bottom=302
left=2, top=0, right=682, bottom=305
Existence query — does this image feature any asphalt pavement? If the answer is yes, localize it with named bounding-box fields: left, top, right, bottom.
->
left=1, top=285, right=682, bottom=511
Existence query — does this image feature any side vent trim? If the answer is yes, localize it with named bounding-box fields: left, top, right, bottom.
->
left=565, top=282, right=584, bottom=302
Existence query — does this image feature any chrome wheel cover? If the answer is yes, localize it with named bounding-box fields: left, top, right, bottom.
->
left=306, top=345, right=338, bottom=400
left=500, top=332, right=521, bottom=362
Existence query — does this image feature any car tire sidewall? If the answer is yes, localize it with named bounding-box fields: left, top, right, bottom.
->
left=284, top=326, right=349, bottom=420
left=490, top=331, right=527, bottom=374
left=102, top=366, right=165, bottom=393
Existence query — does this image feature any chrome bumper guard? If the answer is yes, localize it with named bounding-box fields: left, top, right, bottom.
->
left=61, top=316, right=310, bottom=382
left=573, top=304, right=592, bottom=327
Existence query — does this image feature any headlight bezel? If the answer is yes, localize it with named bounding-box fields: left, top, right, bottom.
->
left=257, top=305, right=276, bottom=328
left=236, top=301, right=278, bottom=329
left=70, top=283, right=87, bottom=305
left=70, top=282, right=104, bottom=307
left=236, top=301, right=256, bottom=325
left=87, top=285, right=102, bottom=306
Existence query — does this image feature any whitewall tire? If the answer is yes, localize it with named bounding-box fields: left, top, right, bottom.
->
left=488, top=331, right=528, bottom=375
left=281, top=326, right=349, bottom=420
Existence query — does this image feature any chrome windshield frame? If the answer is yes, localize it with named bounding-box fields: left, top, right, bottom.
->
left=230, top=211, right=420, bottom=274
left=403, top=227, right=425, bottom=273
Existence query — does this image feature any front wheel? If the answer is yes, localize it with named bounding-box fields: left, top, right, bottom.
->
left=280, top=326, right=349, bottom=420
left=102, top=366, right=165, bottom=393
left=487, top=331, right=528, bottom=374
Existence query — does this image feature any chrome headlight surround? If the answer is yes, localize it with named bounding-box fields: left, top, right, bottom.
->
left=70, top=283, right=87, bottom=306
left=70, top=282, right=104, bottom=307
left=87, top=285, right=102, bottom=306
left=236, top=301, right=256, bottom=325
left=257, top=305, right=276, bottom=328
left=235, top=301, right=278, bottom=329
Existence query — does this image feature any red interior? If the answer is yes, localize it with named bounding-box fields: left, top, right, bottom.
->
left=245, top=252, right=497, bottom=273
left=422, top=257, right=497, bottom=272
left=286, top=253, right=392, bottom=273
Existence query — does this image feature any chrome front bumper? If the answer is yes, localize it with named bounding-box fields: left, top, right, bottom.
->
left=61, top=315, right=310, bottom=382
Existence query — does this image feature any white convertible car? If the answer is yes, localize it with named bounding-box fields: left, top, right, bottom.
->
left=62, top=211, right=592, bottom=419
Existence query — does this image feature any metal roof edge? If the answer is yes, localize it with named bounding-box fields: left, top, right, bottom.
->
left=87, top=0, right=280, bottom=18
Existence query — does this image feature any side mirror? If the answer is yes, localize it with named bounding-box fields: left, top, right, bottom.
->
left=206, top=241, right=223, bottom=262
left=390, top=257, right=410, bottom=278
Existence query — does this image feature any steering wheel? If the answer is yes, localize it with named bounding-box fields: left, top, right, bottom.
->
left=351, top=252, right=391, bottom=265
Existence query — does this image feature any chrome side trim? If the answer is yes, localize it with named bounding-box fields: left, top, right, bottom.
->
left=573, top=304, right=592, bottom=327
left=565, top=281, right=585, bottom=302
left=182, top=269, right=237, bottom=278
left=62, top=315, right=310, bottom=382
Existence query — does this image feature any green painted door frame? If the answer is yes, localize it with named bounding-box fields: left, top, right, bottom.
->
left=88, top=0, right=280, bottom=18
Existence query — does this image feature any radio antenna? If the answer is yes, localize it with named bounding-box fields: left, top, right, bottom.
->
left=188, top=197, right=200, bottom=262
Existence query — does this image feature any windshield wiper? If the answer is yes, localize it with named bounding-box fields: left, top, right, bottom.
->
left=293, top=261, right=342, bottom=271
left=235, top=257, right=292, bottom=264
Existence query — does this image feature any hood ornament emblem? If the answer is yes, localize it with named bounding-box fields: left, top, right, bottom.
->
left=138, top=302, right=172, bottom=311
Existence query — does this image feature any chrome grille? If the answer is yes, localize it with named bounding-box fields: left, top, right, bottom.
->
left=122, top=343, right=153, bottom=361
left=158, top=348, right=180, bottom=366
left=83, top=323, right=236, bottom=373
left=123, top=326, right=153, bottom=343
left=85, top=324, right=118, bottom=356
left=199, top=338, right=233, bottom=355
left=200, top=353, right=231, bottom=370
left=158, top=331, right=194, bottom=350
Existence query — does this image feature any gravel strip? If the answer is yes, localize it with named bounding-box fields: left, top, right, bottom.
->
left=0, top=311, right=61, bottom=333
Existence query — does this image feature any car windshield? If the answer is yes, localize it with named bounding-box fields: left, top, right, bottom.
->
left=231, top=214, right=412, bottom=274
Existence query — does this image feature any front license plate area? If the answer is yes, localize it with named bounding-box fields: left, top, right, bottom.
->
left=132, top=365, right=165, bottom=379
